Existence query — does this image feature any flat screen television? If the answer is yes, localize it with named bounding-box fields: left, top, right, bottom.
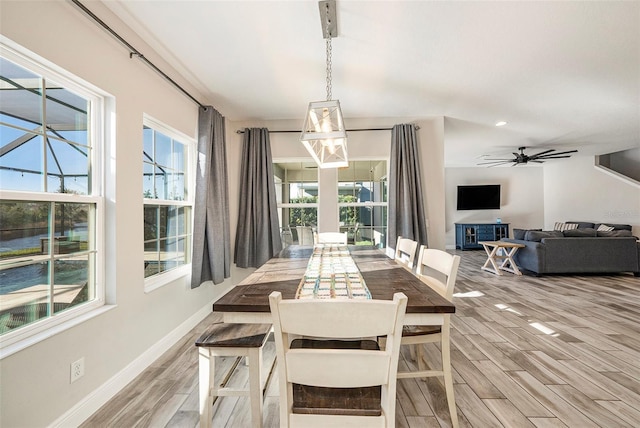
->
left=457, top=185, right=501, bottom=210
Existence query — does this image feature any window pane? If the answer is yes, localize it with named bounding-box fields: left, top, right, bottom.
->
left=47, top=138, right=89, bottom=195
left=288, top=207, right=317, bottom=227
left=154, top=166, right=166, bottom=200
left=0, top=58, right=43, bottom=129
left=172, top=140, right=185, bottom=172
left=166, top=171, right=185, bottom=201
left=0, top=132, right=44, bottom=192
left=143, top=206, right=158, bottom=240
left=54, top=202, right=90, bottom=253
left=44, top=80, right=89, bottom=146
left=143, top=126, right=153, bottom=162
left=155, top=132, right=172, bottom=168
left=0, top=261, right=50, bottom=333
left=143, top=240, right=159, bottom=278
left=0, top=201, right=49, bottom=260
left=143, top=162, right=154, bottom=198
left=53, top=256, right=89, bottom=314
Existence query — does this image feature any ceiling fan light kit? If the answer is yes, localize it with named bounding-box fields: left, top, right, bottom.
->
left=300, top=0, right=349, bottom=169
left=478, top=146, right=578, bottom=167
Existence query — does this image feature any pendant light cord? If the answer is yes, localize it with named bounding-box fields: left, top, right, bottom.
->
left=325, top=3, right=333, bottom=101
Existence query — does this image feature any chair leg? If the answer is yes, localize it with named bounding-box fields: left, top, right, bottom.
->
left=248, top=347, right=264, bottom=428
left=199, top=348, right=215, bottom=428
left=441, top=332, right=459, bottom=428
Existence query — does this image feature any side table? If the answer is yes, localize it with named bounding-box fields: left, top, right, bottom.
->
left=479, top=241, right=525, bottom=275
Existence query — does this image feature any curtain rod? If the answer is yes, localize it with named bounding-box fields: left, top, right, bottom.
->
left=235, top=126, right=420, bottom=134
left=70, top=0, right=205, bottom=109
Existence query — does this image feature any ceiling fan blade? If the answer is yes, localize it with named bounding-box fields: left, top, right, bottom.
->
left=537, top=155, right=573, bottom=159
left=477, top=160, right=513, bottom=164
left=530, top=160, right=545, bottom=163
left=529, top=149, right=555, bottom=158
left=479, top=158, right=513, bottom=161
left=478, top=160, right=514, bottom=167
left=536, top=149, right=578, bottom=157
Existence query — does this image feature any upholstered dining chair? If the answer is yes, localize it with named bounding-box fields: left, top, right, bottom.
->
left=269, top=291, right=407, bottom=428
left=394, top=236, right=419, bottom=270
left=315, top=231, right=348, bottom=245
left=400, top=246, right=461, bottom=428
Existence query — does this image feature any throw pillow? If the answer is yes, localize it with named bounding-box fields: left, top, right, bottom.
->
left=554, top=222, right=579, bottom=232
left=597, top=224, right=615, bottom=232
left=563, top=228, right=597, bottom=237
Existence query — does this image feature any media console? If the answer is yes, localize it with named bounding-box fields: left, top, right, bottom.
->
left=455, top=223, right=510, bottom=250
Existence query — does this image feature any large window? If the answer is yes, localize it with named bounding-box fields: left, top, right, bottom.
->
left=0, top=45, right=104, bottom=342
left=338, top=160, right=388, bottom=247
left=142, top=116, right=193, bottom=286
left=273, top=162, right=318, bottom=246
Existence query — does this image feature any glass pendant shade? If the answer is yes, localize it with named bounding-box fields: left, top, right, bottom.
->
left=300, top=100, right=348, bottom=168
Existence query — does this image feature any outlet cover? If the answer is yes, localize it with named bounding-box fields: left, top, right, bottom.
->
left=71, top=357, right=85, bottom=383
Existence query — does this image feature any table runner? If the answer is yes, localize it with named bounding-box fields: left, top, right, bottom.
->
left=295, top=244, right=372, bottom=299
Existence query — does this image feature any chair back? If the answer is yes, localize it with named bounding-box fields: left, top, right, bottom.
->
left=394, top=236, right=419, bottom=270
left=315, top=231, right=348, bottom=245
left=269, top=291, right=407, bottom=427
left=416, top=246, right=461, bottom=300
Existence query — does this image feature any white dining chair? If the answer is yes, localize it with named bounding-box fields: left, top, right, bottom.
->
left=400, top=246, right=461, bottom=428
left=269, top=291, right=407, bottom=428
left=315, top=231, right=348, bottom=245
left=394, top=236, right=419, bottom=270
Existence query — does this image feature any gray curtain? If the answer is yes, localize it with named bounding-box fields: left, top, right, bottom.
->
left=234, top=128, right=283, bottom=268
left=191, top=106, right=231, bottom=288
left=388, top=123, right=429, bottom=248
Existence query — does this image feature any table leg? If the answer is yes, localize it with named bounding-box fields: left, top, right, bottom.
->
left=481, top=244, right=502, bottom=275
left=498, top=247, right=523, bottom=275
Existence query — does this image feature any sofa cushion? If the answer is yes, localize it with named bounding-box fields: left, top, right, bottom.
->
left=525, top=230, right=563, bottom=241
left=594, top=223, right=632, bottom=231
left=513, top=228, right=541, bottom=240
left=554, top=222, right=579, bottom=232
left=563, top=228, right=597, bottom=237
left=597, top=229, right=633, bottom=237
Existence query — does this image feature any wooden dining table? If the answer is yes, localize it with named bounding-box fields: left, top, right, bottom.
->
left=213, top=245, right=455, bottom=326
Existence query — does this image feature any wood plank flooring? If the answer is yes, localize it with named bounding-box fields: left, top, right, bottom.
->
left=81, top=250, right=640, bottom=427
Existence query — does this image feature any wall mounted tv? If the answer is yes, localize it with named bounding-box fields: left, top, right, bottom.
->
left=457, top=185, right=501, bottom=210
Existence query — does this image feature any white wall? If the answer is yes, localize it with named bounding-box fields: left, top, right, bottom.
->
left=232, top=117, right=447, bottom=249
left=543, top=156, right=640, bottom=236
left=0, top=2, right=242, bottom=426
left=445, top=167, right=545, bottom=248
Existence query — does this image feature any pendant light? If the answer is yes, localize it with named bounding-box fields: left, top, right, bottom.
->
left=300, top=0, right=348, bottom=169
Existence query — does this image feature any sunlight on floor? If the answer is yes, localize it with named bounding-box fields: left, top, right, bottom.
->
left=495, top=303, right=523, bottom=315
left=453, top=290, right=485, bottom=298
left=529, top=321, right=560, bottom=337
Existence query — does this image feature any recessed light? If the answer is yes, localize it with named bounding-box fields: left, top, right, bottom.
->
left=495, top=121, right=507, bottom=127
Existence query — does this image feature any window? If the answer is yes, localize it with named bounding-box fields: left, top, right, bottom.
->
left=142, top=116, right=193, bottom=287
left=338, top=160, right=388, bottom=247
left=0, top=44, right=104, bottom=344
left=273, top=162, right=318, bottom=246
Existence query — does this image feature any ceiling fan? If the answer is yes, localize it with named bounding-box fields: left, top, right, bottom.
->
left=478, top=146, right=578, bottom=167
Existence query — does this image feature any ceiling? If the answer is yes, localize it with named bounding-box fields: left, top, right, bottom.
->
left=101, top=0, right=639, bottom=166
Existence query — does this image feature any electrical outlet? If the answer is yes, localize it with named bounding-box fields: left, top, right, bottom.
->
left=70, top=357, right=85, bottom=383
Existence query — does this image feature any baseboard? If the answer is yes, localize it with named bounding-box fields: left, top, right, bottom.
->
left=49, top=300, right=215, bottom=428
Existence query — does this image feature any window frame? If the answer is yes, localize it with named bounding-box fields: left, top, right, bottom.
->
left=142, top=114, right=195, bottom=293
left=337, top=160, right=389, bottom=247
left=0, top=37, right=108, bottom=357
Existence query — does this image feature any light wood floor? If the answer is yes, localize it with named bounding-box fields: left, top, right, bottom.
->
left=82, top=250, right=640, bottom=427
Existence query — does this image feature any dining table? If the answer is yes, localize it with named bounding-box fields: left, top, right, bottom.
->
left=213, top=245, right=455, bottom=326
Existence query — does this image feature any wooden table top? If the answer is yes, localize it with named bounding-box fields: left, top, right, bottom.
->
left=213, top=246, right=455, bottom=315
left=479, top=240, right=525, bottom=248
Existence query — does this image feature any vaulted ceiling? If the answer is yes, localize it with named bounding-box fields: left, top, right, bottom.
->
left=102, top=1, right=639, bottom=166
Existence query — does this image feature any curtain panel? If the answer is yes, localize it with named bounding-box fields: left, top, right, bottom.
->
left=234, top=128, right=282, bottom=268
left=191, top=106, right=231, bottom=288
left=388, top=123, right=429, bottom=249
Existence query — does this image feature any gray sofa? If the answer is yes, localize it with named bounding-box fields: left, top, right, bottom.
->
left=502, top=222, right=640, bottom=276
